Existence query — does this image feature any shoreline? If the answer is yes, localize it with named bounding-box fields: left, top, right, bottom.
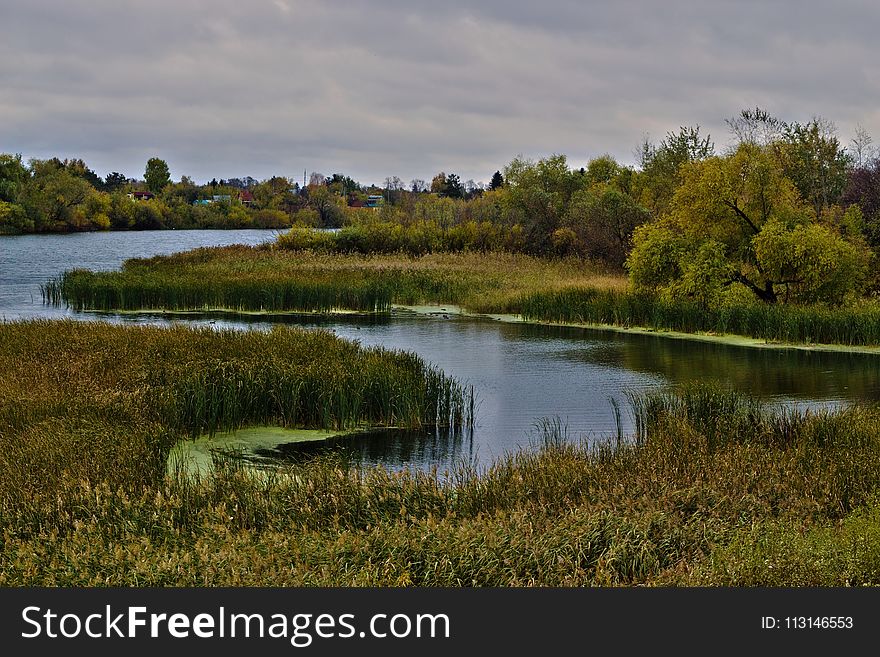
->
left=65, top=303, right=880, bottom=355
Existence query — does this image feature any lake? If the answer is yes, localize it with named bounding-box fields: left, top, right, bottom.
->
left=3, top=229, right=879, bottom=471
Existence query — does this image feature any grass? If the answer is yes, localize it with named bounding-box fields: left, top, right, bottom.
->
left=44, top=237, right=880, bottom=347
left=0, top=320, right=472, bottom=502
left=3, top=360, right=880, bottom=585
left=519, top=287, right=880, bottom=347
left=44, top=245, right=623, bottom=315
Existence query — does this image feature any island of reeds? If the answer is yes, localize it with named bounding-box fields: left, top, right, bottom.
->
left=4, top=331, right=880, bottom=586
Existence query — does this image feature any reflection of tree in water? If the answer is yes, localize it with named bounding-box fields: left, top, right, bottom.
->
left=262, top=426, right=475, bottom=472
left=513, top=322, right=880, bottom=402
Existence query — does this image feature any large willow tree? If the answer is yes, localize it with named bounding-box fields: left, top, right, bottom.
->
left=627, top=143, right=869, bottom=305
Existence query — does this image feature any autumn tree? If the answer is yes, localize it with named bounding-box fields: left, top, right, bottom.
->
left=563, top=186, right=650, bottom=267
left=633, top=126, right=714, bottom=216
left=503, top=154, right=584, bottom=252
left=19, top=159, right=94, bottom=231
left=0, top=153, right=28, bottom=203
left=627, top=143, right=868, bottom=305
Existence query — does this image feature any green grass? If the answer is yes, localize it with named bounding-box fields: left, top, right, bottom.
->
left=42, top=244, right=624, bottom=314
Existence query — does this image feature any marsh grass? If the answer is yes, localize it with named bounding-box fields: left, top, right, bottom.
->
left=519, top=287, right=880, bottom=346
left=45, top=243, right=880, bottom=346
left=4, top=366, right=880, bottom=585
left=0, top=321, right=471, bottom=504
left=44, top=245, right=623, bottom=315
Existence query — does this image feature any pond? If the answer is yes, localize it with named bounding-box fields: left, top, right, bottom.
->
left=3, top=230, right=879, bottom=471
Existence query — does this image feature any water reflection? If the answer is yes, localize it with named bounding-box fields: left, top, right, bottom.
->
left=259, top=426, right=475, bottom=472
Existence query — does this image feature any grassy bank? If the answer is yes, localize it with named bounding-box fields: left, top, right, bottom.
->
left=3, top=381, right=880, bottom=585
left=0, top=321, right=471, bottom=499
left=46, top=240, right=880, bottom=347
left=45, top=245, right=623, bottom=315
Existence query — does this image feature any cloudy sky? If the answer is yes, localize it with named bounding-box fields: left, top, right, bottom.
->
left=2, top=1, right=878, bottom=186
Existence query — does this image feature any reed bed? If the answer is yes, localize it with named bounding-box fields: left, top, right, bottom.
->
left=3, top=372, right=880, bottom=586
left=45, top=242, right=880, bottom=346
left=519, top=287, right=880, bottom=346
left=44, top=245, right=619, bottom=315
left=0, top=320, right=471, bottom=503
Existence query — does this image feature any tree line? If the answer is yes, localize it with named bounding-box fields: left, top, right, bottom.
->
left=4, top=107, right=880, bottom=304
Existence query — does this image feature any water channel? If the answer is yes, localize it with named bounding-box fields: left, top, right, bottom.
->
left=3, top=230, right=878, bottom=471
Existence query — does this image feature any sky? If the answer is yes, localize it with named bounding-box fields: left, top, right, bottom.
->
left=2, top=0, right=879, bottom=186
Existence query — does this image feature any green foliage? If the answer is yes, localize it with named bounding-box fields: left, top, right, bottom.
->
left=144, top=157, right=171, bottom=194
left=0, top=200, right=32, bottom=233
left=0, top=153, right=28, bottom=203
left=628, top=143, right=869, bottom=304
left=563, top=186, right=650, bottom=266
left=753, top=220, right=868, bottom=304
left=634, top=125, right=714, bottom=216
left=19, top=159, right=95, bottom=231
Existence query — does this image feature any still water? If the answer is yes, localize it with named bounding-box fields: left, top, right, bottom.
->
left=3, top=230, right=879, bottom=470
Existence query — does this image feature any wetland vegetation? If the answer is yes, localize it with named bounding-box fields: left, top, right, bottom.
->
left=10, top=105, right=880, bottom=587
left=4, top=360, right=880, bottom=586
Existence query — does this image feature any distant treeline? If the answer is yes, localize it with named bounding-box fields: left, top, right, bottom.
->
left=7, top=108, right=880, bottom=305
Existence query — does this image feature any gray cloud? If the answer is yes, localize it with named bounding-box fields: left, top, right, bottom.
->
left=2, top=0, right=879, bottom=185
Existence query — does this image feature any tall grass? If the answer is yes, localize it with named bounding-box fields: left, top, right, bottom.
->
left=519, top=286, right=880, bottom=346
left=276, top=220, right=530, bottom=256
left=4, top=369, right=880, bottom=585
left=45, top=243, right=880, bottom=346
left=0, top=321, right=471, bottom=502
left=44, top=245, right=619, bottom=315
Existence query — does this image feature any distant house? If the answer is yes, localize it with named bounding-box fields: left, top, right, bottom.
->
left=364, top=195, right=384, bottom=208
left=192, top=191, right=254, bottom=207
left=127, top=191, right=155, bottom=201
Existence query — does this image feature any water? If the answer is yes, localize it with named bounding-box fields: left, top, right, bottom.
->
left=3, top=230, right=880, bottom=471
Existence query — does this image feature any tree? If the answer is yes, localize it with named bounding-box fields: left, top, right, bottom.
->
left=725, top=107, right=786, bottom=146
left=585, top=155, right=621, bottom=186
left=444, top=173, right=464, bottom=199
left=430, top=172, right=447, bottom=194
left=779, top=118, right=850, bottom=219
left=563, top=186, right=650, bottom=267
left=627, top=143, right=868, bottom=305
left=306, top=185, right=345, bottom=227
left=20, top=159, right=93, bottom=231
left=103, top=172, right=128, bottom=192
left=0, top=153, right=28, bottom=203
left=850, top=125, right=876, bottom=168
left=489, top=170, right=504, bottom=190
left=62, top=158, right=103, bottom=189
left=410, top=179, right=427, bottom=193
left=144, top=158, right=171, bottom=194
left=502, top=154, right=583, bottom=252
left=842, top=157, right=880, bottom=248
left=633, top=126, right=714, bottom=216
